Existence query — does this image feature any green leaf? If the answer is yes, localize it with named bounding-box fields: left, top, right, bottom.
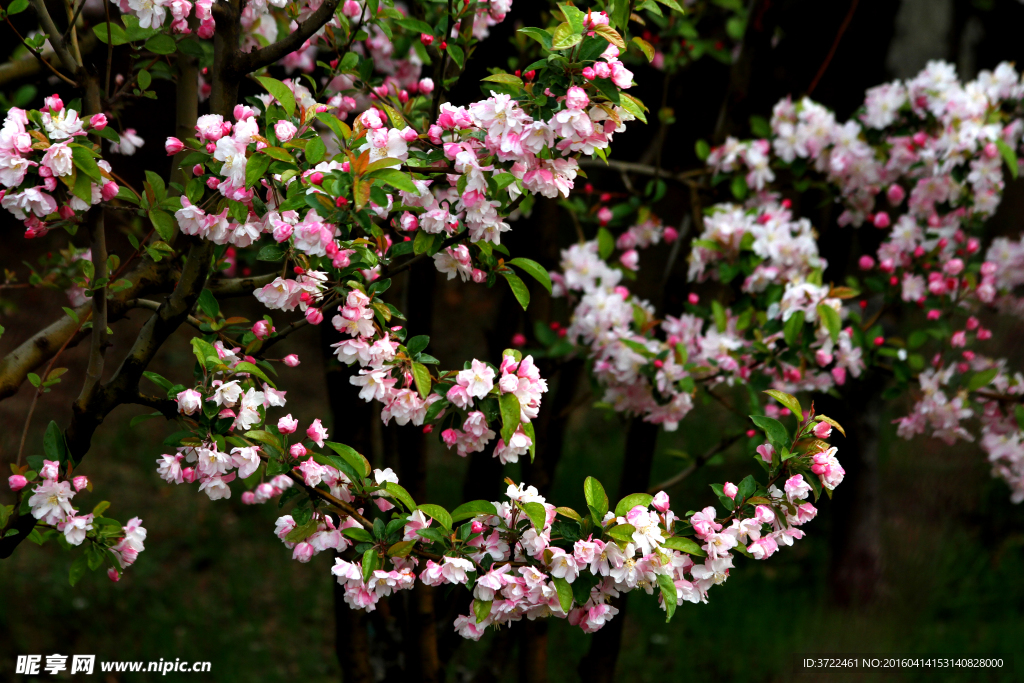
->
left=553, top=576, right=573, bottom=613
left=661, top=536, right=706, bottom=556
left=500, top=271, right=530, bottom=310
left=474, top=598, right=493, bottom=623
left=499, top=391, right=521, bottom=444
left=517, top=27, right=553, bottom=51
left=365, top=168, right=418, bottom=193
left=817, top=303, right=841, bottom=343
left=144, top=34, right=176, bottom=55
left=711, top=300, right=727, bottom=332
left=606, top=524, right=635, bottom=543
left=256, top=76, right=296, bottom=118
left=584, top=477, right=609, bottom=521
left=695, top=139, right=710, bottom=160
left=762, top=390, right=802, bottom=420
left=551, top=22, right=583, bottom=50
left=197, top=289, right=220, bottom=319
left=383, top=482, right=417, bottom=511
left=508, top=258, right=552, bottom=293
left=245, top=152, right=272, bottom=189
left=520, top=501, right=547, bottom=531
left=730, top=174, right=748, bottom=200
left=451, top=500, right=498, bottom=523
left=411, top=361, right=432, bottom=399
left=361, top=548, right=380, bottom=583
left=783, top=310, right=805, bottom=347
left=325, top=442, right=372, bottom=477
left=148, top=209, right=176, bottom=242
left=619, top=93, right=647, bottom=124
left=395, top=17, right=435, bottom=34
left=611, top=0, right=631, bottom=31
left=559, top=2, right=586, bottom=32
left=232, top=361, right=275, bottom=387
left=342, top=527, right=374, bottom=543
left=750, top=415, right=790, bottom=450
left=69, top=554, right=89, bottom=587
left=388, top=540, right=416, bottom=557
left=614, top=493, right=654, bottom=518
left=406, top=335, right=430, bottom=357
left=285, top=518, right=319, bottom=543
left=257, top=244, right=288, bottom=262
left=482, top=73, right=524, bottom=91
left=996, top=139, right=1019, bottom=180
left=93, top=22, right=129, bottom=46
left=43, top=421, right=66, bottom=463
left=445, top=43, right=465, bottom=70
left=137, top=70, right=152, bottom=91
left=967, top=367, right=999, bottom=392
left=416, top=504, right=452, bottom=531
left=130, top=412, right=162, bottom=428
left=7, top=0, right=29, bottom=14
left=305, top=135, right=326, bottom=165
left=631, top=36, right=654, bottom=61
left=597, top=227, right=615, bottom=259
left=657, top=573, right=677, bottom=622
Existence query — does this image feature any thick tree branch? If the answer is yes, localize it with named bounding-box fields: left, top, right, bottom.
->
left=230, top=0, right=340, bottom=76
left=29, top=0, right=80, bottom=75
left=76, top=210, right=108, bottom=409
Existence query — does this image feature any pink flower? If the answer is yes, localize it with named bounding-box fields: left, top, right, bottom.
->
left=165, top=137, right=185, bottom=155
left=274, top=120, right=297, bottom=143
left=176, top=388, right=202, bottom=415
left=651, top=490, right=670, bottom=512
left=278, top=414, right=299, bottom=434
left=72, top=476, right=89, bottom=492
left=812, top=421, right=832, bottom=438
left=101, top=182, right=119, bottom=201
left=723, top=482, right=738, bottom=499
left=89, top=113, right=108, bottom=131
left=307, top=419, right=328, bottom=447
left=283, top=354, right=300, bottom=367
left=289, top=443, right=307, bottom=458
left=565, top=86, right=590, bottom=111
left=8, top=474, right=27, bottom=491
left=755, top=443, right=774, bottom=463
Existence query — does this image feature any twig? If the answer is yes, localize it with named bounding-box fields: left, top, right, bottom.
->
left=807, top=0, right=860, bottom=95
left=647, top=433, right=743, bottom=493
left=4, top=17, right=77, bottom=86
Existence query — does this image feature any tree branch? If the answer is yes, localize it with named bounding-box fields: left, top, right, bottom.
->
left=647, top=432, right=744, bottom=493
left=29, top=0, right=80, bottom=75
left=206, top=272, right=277, bottom=296
left=230, top=0, right=340, bottom=76
left=76, top=210, right=108, bottom=409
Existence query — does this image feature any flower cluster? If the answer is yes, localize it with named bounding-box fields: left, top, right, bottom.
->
left=0, top=98, right=118, bottom=238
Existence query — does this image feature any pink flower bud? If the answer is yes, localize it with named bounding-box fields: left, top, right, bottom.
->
left=274, top=120, right=297, bottom=143
left=234, top=104, right=255, bottom=121
left=290, top=443, right=307, bottom=458
left=756, top=443, right=774, bottom=463
left=652, top=490, right=670, bottom=512
left=927, top=309, right=941, bottom=320
left=253, top=319, right=274, bottom=340
left=582, top=66, right=596, bottom=81
left=305, top=307, right=324, bottom=325
left=886, top=183, right=905, bottom=205
left=192, top=164, right=204, bottom=175
left=308, top=172, right=324, bottom=186
left=872, top=211, right=890, bottom=228
left=206, top=177, right=220, bottom=189
left=723, top=482, right=738, bottom=499
left=8, top=474, right=27, bottom=491
left=984, top=142, right=998, bottom=159
left=101, top=182, right=119, bottom=201
left=978, top=327, right=992, bottom=340
left=687, top=293, right=699, bottom=305
left=45, top=93, right=63, bottom=112
left=418, top=77, right=435, bottom=94
left=831, top=366, right=847, bottom=385
left=565, top=86, right=590, bottom=110
left=471, top=268, right=487, bottom=284
left=241, top=491, right=256, bottom=504
left=89, top=113, right=108, bottom=131
left=182, top=467, right=197, bottom=483
left=663, top=226, right=679, bottom=243
left=205, top=142, right=216, bottom=153
left=511, top=333, right=526, bottom=347
left=813, top=421, right=832, bottom=439
left=59, top=205, right=75, bottom=220
left=815, top=349, right=834, bottom=367
left=107, top=567, right=121, bottom=582
left=283, top=354, right=300, bottom=367
left=73, top=475, right=89, bottom=492
left=165, top=137, right=185, bottom=155
left=471, top=520, right=485, bottom=534
left=943, top=258, right=964, bottom=276
left=43, top=177, right=57, bottom=191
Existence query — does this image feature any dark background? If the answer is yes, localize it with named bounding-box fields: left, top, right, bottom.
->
left=3, top=0, right=1024, bottom=680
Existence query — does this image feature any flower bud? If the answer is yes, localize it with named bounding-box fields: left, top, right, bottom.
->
left=471, top=268, right=487, bottom=283
left=283, top=354, right=300, bottom=367
left=872, top=211, right=890, bottom=228
left=420, top=33, right=434, bottom=46
left=813, top=421, right=832, bottom=439
left=8, top=474, right=27, bottom=491
left=342, top=0, right=361, bottom=17
left=652, top=490, right=670, bottom=512
left=241, top=491, right=256, bottom=504
left=886, top=183, right=905, bottom=205
left=59, top=205, right=76, bottom=220
left=101, top=182, right=119, bottom=202
left=253, top=320, right=275, bottom=340
left=44, top=94, right=63, bottom=112
left=206, top=177, right=220, bottom=189
left=582, top=66, right=596, bottom=81
left=73, top=475, right=89, bottom=492
left=308, top=172, right=324, bottom=186
left=165, top=137, right=185, bottom=155
left=471, top=520, right=485, bottom=534
left=305, top=307, right=324, bottom=325
left=687, top=293, right=699, bottom=305
left=89, top=113, right=108, bottom=131
left=418, top=77, right=435, bottom=94
left=289, top=443, right=307, bottom=458
left=723, top=482, right=738, bottom=499
left=192, top=164, right=204, bottom=175
left=663, top=226, right=678, bottom=243
left=107, top=567, right=121, bottom=582
left=511, top=333, right=526, bottom=347
left=275, top=120, right=297, bottom=143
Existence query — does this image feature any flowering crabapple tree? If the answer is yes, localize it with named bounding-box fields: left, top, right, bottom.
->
left=0, top=0, right=847, bottom=679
